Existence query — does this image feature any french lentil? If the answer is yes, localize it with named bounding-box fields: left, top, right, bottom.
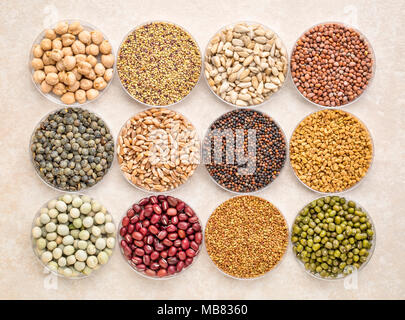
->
left=290, top=109, right=373, bottom=193
left=203, top=109, right=286, bottom=193
left=291, top=22, right=374, bottom=107
left=205, top=196, right=288, bottom=279
left=292, top=196, right=374, bottom=279
left=30, top=107, right=114, bottom=191
left=117, top=22, right=201, bottom=106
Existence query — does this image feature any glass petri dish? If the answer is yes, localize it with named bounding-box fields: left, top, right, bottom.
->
left=29, top=19, right=115, bottom=106
left=31, top=193, right=116, bottom=279
left=205, top=195, right=289, bottom=280
left=289, top=109, right=374, bottom=195
left=203, top=21, right=289, bottom=108
left=117, top=195, right=203, bottom=279
left=116, top=107, right=200, bottom=193
left=290, top=21, right=376, bottom=108
left=29, top=106, right=115, bottom=193
left=116, top=20, right=202, bottom=107
left=291, top=196, right=376, bottom=280
left=202, top=108, right=288, bottom=194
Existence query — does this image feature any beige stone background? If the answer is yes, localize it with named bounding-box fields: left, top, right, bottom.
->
left=0, top=0, right=404, bottom=300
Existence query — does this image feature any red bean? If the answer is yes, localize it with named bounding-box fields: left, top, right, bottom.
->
left=139, top=210, right=145, bottom=221
left=173, top=239, right=181, bottom=247
left=190, top=241, right=199, bottom=251
left=179, top=213, right=188, bottom=221
left=185, top=257, right=193, bottom=266
left=171, top=216, right=179, bottom=225
left=134, top=240, right=144, bottom=247
left=160, top=215, right=169, bottom=225
left=145, top=269, right=156, bottom=276
left=178, top=251, right=186, bottom=261
left=161, top=200, right=169, bottom=211
left=150, top=263, right=160, bottom=271
left=185, top=206, right=195, bottom=217
left=150, top=214, right=160, bottom=224
left=148, top=225, right=159, bottom=235
left=132, top=231, right=143, bottom=241
left=162, top=238, right=173, bottom=247
left=168, top=266, right=176, bottom=275
left=140, top=227, right=148, bottom=236
left=120, top=227, right=127, bottom=237
left=153, top=204, right=162, bottom=214
left=181, top=238, right=190, bottom=250
left=124, top=234, right=132, bottom=244
left=136, top=264, right=146, bottom=271
left=188, top=216, right=198, bottom=223
left=130, top=244, right=136, bottom=251
left=133, top=204, right=141, bottom=213
left=168, top=246, right=177, bottom=257
left=159, top=258, right=168, bottom=269
left=189, top=235, right=195, bottom=241
left=130, top=215, right=139, bottom=224
left=167, top=232, right=178, bottom=241
left=167, top=257, right=178, bottom=265
left=120, top=240, right=127, bottom=248
left=142, top=220, right=150, bottom=228
left=157, top=195, right=166, bottom=202
left=186, top=227, right=194, bottom=235
left=135, top=248, right=145, bottom=256
left=127, top=209, right=135, bottom=218
left=166, top=225, right=177, bottom=233
left=178, top=222, right=189, bottom=230
left=161, top=250, right=168, bottom=259
left=150, top=251, right=159, bottom=261
left=192, top=223, right=201, bottom=232
left=149, top=195, right=158, bottom=204
left=144, top=245, right=153, bottom=254
left=167, top=208, right=177, bottom=216
left=146, top=235, right=154, bottom=245
left=144, top=206, right=153, bottom=217
left=157, top=269, right=168, bottom=277
left=155, top=242, right=164, bottom=251
left=176, top=261, right=185, bottom=272
left=143, top=255, right=151, bottom=266
left=139, top=197, right=149, bottom=206
left=157, top=230, right=167, bottom=240
left=178, top=230, right=186, bottom=239
left=167, top=196, right=178, bottom=207
left=176, top=202, right=185, bottom=212
left=123, top=246, right=132, bottom=257
left=132, top=257, right=142, bottom=265
left=122, top=216, right=129, bottom=227
left=186, top=248, right=195, bottom=257
left=127, top=224, right=135, bottom=234
left=135, top=222, right=142, bottom=231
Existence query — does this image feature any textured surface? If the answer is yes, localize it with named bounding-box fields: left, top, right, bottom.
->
left=0, top=0, right=404, bottom=299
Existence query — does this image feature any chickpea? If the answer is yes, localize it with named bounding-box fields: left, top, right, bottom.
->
left=65, top=72, right=77, bottom=86
left=55, top=21, right=69, bottom=35
left=103, top=68, right=113, bottom=82
left=94, top=63, right=105, bottom=76
left=44, top=65, right=58, bottom=74
left=52, top=83, right=66, bottom=96
left=63, top=56, right=76, bottom=71
left=101, top=54, right=114, bottom=68
left=86, top=89, right=99, bottom=100
left=72, top=40, right=85, bottom=55
left=68, top=80, right=80, bottom=92
left=45, top=72, right=59, bottom=85
left=94, top=77, right=107, bottom=90
left=75, top=89, right=87, bottom=104
left=99, top=40, right=112, bottom=55
left=42, top=54, right=55, bottom=66
left=86, top=44, right=99, bottom=56
left=80, top=78, right=93, bottom=90
left=78, top=61, right=92, bottom=76
left=86, top=55, right=97, bottom=67
left=72, top=67, right=82, bottom=81
left=60, top=92, right=76, bottom=104
left=61, top=34, right=75, bottom=47
left=56, top=60, right=65, bottom=72
left=75, top=54, right=86, bottom=63
left=52, top=38, right=62, bottom=50
left=33, top=45, right=43, bottom=58
left=31, top=58, right=44, bottom=70
left=78, top=30, right=91, bottom=44
left=33, top=70, right=46, bottom=83
left=45, top=29, right=57, bottom=40
left=58, top=71, right=67, bottom=83
left=91, top=30, right=103, bottom=45
left=40, top=80, right=53, bottom=93
left=62, top=47, right=73, bottom=57
left=68, top=21, right=83, bottom=35
left=50, top=49, right=64, bottom=62
left=87, top=69, right=96, bottom=81
left=40, top=38, right=52, bottom=51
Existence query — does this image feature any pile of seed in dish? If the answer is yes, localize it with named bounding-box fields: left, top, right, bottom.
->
left=117, top=22, right=201, bottom=106
left=289, top=109, right=373, bottom=193
left=30, top=107, right=114, bottom=191
left=117, top=108, right=200, bottom=192
left=119, top=195, right=202, bottom=278
left=32, top=194, right=116, bottom=278
left=203, top=109, right=286, bottom=193
left=31, top=21, right=114, bottom=104
left=205, top=22, right=288, bottom=107
left=292, top=196, right=374, bottom=279
left=291, top=22, right=374, bottom=107
left=205, top=196, right=288, bottom=279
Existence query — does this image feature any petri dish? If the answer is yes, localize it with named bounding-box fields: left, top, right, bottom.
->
left=290, top=21, right=376, bottom=108
left=29, top=19, right=115, bottom=106
left=291, top=195, right=376, bottom=280
left=31, top=193, right=116, bottom=279
left=203, top=21, right=288, bottom=108
left=117, top=195, right=203, bottom=279
left=116, top=21, right=202, bottom=107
